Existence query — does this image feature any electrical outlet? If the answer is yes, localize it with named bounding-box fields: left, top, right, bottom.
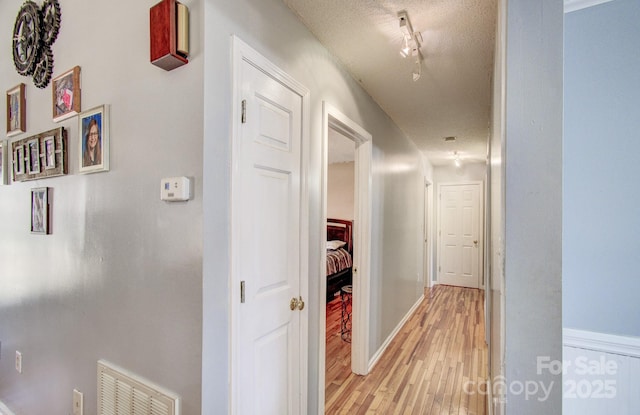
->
left=15, top=351, right=22, bottom=373
left=73, top=389, right=83, bottom=415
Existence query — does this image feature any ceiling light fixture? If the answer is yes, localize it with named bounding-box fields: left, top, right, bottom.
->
left=398, top=11, right=423, bottom=82
left=453, top=151, right=462, bottom=168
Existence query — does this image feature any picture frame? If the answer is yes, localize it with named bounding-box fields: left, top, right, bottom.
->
left=11, top=127, right=67, bottom=182
left=6, top=83, right=26, bottom=136
left=31, top=187, right=50, bottom=234
left=14, top=144, right=25, bottom=176
left=79, top=105, right=109, bottom=174
left=27, top=138, right=40, bottom=174
left=52, top=66, right=81, bottom=122
left=0, top=140, right=7, bottom=185
left=43, top=136, right=56, bottom=170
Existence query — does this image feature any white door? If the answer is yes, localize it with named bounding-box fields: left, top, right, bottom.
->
left=438, top=182, right=482, bottom=288
left=232, top=39, right=308, bottom=415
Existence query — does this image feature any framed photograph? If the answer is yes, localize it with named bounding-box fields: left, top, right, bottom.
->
left=11, top=127, right=67, bottom=182
left=31, top=187, right=50, bottom=234
left=27, top=138, right=40, bottom=174
left=79, top=105, right=109, bottom=174
left=14, top=144, right=25, bottom=176
left=52, top=66, right=81, bottom=122
left=0, top=140, right=7, bottom=185
left=6, top=83, right=26, bottom=136
left=43, top=136, right=56, bottom=170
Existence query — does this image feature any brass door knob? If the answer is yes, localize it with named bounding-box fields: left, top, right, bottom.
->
left=290, top=296, right=305, bottom=311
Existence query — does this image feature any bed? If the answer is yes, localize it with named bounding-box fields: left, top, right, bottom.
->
left=326, top=218, right=353, bottom=303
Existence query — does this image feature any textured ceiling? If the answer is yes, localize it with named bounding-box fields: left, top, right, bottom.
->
left=283, top=0, right=497, bottom=166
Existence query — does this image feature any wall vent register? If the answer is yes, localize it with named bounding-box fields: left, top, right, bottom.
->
left=97, top=360, right=180, bottom=415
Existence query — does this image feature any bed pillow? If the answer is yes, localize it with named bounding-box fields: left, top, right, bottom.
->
left=326, top=240, right=347, bottom=250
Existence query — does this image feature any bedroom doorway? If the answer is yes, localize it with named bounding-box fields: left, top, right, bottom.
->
left=319, top=102, right=372, bottom=413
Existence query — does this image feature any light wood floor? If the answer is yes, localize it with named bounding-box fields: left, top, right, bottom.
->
left=325, top=285, right=488, bottom=414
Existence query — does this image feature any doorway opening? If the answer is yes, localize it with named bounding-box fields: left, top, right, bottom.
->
left=319, top=102, right=372, bottom=414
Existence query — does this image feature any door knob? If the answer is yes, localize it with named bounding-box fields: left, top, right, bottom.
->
left=290, top=296, right=305, bottom=311
left=474, top=240, right=478, bottom=245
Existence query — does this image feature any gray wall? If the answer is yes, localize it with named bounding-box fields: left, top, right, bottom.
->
left=0, top=0, right=204, bottom=414
left=564, top=0, right=640, bottom=337
left=199, top=0, right=427, bottom=413
left=503, top=0, right=563, bottom=413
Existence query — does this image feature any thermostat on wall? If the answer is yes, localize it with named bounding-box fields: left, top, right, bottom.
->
left=160, top=176, right=191, bottom=201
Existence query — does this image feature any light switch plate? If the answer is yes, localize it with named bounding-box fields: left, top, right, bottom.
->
left=73, top=389, right=83, bottom=415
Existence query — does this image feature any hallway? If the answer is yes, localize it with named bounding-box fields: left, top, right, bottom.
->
left=326, top=285, right=487, bottom=414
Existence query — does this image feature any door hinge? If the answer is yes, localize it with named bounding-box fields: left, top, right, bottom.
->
left=240, top=280, right=245, bottom=303
left=241, top=99, right=247, bottom=123
left=439, top=266, right=441, bottom=272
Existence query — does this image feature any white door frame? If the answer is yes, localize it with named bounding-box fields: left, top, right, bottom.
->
left=318, top=102, right=372, bottom=413
left=436, top=181, right=484, bottom=288
left=229, top=36, right=310, bottom=414
left=423, top=179, right=433, bottom=288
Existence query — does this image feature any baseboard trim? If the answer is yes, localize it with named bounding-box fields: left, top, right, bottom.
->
left=368, top=293, right=424, bottom=372
left=563, top=328, right=640, bottom=358
left=564, top=0, right=614, bottom=13
left=0, top=400, right=16, bottom=415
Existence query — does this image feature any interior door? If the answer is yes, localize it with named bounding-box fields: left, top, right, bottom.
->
left=438, top=182, right=482, bottom=288
left=233, top=53, right=306, bottom=415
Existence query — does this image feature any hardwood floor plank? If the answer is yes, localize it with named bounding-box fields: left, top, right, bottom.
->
left=325, top=285, right=487, bottom=414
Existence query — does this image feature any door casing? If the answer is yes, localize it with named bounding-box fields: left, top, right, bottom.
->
left=436, top=181, right=484, bottom=289
left=318, top=102, right=372, bottom=414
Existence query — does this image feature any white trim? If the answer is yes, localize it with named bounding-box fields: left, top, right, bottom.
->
left=0, top=401, right=16, bottom=415
left=563, top=328, right=640, bottom=358
left=564, top=0, right=614, bottom=13
left=368, top=293, right=425, bottom=371
left=230, top=35, right=310, bottom=415
left=318, top=102, right=372, bottom=414
left=423, top=179, right=433, bottom=289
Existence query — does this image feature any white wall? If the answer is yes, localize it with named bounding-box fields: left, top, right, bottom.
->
left=201, top=0, right=427, bottom=412
left=489, top=0, right=506, bottom=410
left=434, top=162, right=487, bottom=184
left=502, top=0, right=563, bottom=413
left=327, top=162, right=355, bottom=221
left=0, top=0, right=204, bottom=414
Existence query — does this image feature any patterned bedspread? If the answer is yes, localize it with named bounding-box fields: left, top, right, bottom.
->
left=326, top=248, right=352, bottom=276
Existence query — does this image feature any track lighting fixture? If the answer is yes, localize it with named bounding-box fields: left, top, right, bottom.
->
left=413, top=56, right=421, bottom=81
left=398, top=12, right=423, bottom=82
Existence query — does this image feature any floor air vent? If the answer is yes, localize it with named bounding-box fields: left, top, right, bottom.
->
left=97, top=360, right=180, bottom=415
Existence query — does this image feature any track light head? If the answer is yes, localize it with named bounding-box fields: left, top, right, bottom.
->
left=398, top=11, right=423, bottom=81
